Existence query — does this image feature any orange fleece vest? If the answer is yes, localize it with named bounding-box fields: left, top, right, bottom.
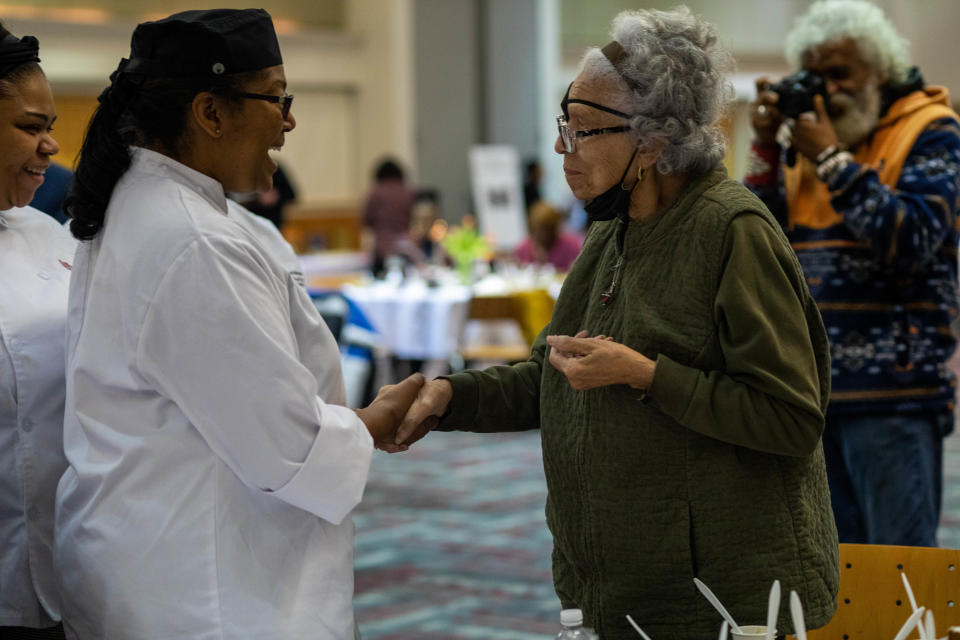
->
left=784, top=86, right=958, bottom=232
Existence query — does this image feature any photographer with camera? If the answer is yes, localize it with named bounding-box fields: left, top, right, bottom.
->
left=746, top=0, right=960, bottom=548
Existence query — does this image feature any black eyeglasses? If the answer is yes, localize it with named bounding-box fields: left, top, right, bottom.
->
left=557, top=82, right=632, bottom=153
left=556, top=116, right=631, bottom=153
left=234, top=92, right=294, bottom=118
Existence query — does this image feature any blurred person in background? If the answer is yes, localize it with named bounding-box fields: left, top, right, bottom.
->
left=0, top=21, right=72, bottom=640
left=234, top=161, right=296, bottom=230
left=362, top=157, right=415, bottom=277
left=523, top=158, right=542, bottom=211
left=58, top=9, right=421, bottom=639
left=565, top=194, right=589, bottom=235
left=746, top=0, right=960, bottom=547
left=28, top=160, right=71, bottom=223
left=406, top=188, right=449, bottom=269
left=514, top=200, right=583, bottom=271
left=393, top=7, right=838, bottom=638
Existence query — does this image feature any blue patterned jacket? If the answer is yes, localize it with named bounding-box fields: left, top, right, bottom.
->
left=746, top=74, right=960, bottom=419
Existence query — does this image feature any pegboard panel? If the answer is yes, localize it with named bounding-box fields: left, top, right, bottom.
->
left=803, top=544, right=960, bottom=640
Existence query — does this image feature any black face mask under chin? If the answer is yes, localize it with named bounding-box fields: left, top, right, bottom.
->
left=584, top=149, right=638, bottom=222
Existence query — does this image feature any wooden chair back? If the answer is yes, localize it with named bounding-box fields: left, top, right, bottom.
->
left=466, top=295, right=521, bottom=321
left=459, top=295, right=531, bottom=364
left=802, top=544, right=960, bottom=639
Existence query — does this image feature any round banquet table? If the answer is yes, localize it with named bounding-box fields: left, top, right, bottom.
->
left=339, top=280, right=472, bottom=361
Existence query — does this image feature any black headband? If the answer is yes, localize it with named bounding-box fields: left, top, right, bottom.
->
left=601, top=41, right=628, bottom=70
left=558, top=41, right=638, bottom=121
left=0, top=32, right=40, bottom=79
left=601, top=40, right=641, bottom=94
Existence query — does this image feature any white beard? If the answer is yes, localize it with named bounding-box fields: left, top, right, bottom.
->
left=829, top=81, right=881, bottom=147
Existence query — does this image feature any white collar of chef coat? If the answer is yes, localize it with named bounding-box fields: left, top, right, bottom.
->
left=0, top=204, right=45, bottom=228
left=129, top=146, right=229, bottom=216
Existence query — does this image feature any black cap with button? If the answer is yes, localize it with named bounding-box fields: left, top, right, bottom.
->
left=121, top=8, right=282, bottom=78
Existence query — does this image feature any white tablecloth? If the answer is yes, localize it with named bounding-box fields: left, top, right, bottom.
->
left=340, top=281, right=471, bottom=360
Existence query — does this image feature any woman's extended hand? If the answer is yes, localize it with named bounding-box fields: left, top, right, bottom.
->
left=355, top=373, right=425, bottom=449
left=388, top=378, right=453, bottom=451
left=547, top=333, right=655, bottom=391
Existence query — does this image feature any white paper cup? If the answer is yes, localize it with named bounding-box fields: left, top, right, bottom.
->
left=730, top=625, right=775, bottom=639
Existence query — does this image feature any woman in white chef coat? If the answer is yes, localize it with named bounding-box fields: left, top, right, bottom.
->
left=56, top=9, right=419, bottom=640
left=0, top=22, right=72, bottom=640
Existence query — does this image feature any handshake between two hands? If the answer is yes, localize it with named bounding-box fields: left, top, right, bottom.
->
left=353, top=373, right=452, bottom=453
left=353, top=331, right=657, bottom=453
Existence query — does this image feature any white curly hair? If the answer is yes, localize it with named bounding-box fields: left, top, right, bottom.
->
left=578, top=6, right=735, bottom=176
left=785, top=0, right=910, bottom=84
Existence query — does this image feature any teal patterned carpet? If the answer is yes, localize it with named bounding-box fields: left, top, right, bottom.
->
left=353, top=427, right=960, bottom=638
left=938, top=428, right=960, bottom=549
left=353, top=430, right=559, bottom=638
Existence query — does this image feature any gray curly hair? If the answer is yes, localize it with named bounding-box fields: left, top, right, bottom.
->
left=785, top=0, right=910, bottom=84
left=579, top=6, right=735, bottom=176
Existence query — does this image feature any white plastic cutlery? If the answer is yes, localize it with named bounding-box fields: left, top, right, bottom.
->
left=893, top=606, right=926, bottom=640
left=765, top=580, right=780, bottom=640
left=789, top=590, right=807, bottom=640
left=626, top=614, right=652, bottom=640
left=900, top=573, right=929, bottom=640
left=719, top=620, right=729, bottom=640
left=694, top=577, right=742, bottom=634
left=924, top=609, right=935, bottom=640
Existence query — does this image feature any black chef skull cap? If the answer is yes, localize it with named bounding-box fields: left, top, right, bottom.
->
left=122, top=8, right=282, bottom=78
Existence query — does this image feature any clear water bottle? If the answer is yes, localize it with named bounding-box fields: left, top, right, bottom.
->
left=557, top=608, right=589, bottom=639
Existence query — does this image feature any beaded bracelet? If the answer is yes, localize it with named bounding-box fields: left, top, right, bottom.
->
left=815, top=145, right=839, bottom=164
left=816, top=149, right=854, bottom=183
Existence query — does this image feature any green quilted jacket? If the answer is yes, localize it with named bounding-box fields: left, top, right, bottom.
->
left=440, top=165, right=839, bottom=639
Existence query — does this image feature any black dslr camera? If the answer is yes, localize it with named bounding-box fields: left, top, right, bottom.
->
left=770, top=69, right=829, bottom=119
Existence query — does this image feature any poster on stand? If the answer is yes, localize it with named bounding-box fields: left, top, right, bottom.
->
left=469, top=145, right=527, bottom=250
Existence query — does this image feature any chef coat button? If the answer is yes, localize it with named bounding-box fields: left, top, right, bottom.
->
left=22, top=417, right=33, bottom=432
left=37, top=271, right=50, bottom=280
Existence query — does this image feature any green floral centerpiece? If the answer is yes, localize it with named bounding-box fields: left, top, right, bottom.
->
left=441, top=216, right=491, bottom=284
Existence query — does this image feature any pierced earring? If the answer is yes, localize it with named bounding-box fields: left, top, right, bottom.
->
left=215, top=128, right=221, bottom=136
left=638, top=166, right=646, bottom=182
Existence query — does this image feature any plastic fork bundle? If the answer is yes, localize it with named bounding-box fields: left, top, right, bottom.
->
left=895, top=572, right=937, bottom=640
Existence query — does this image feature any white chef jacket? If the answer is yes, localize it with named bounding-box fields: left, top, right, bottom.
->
left=225, top=198, right=302, bottom=276
left=55, top=147, right=373, bottom=640
left=0, top=206, right=74, bottom=628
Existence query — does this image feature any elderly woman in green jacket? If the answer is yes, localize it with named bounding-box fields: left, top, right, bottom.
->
left=395, top=7, right=839, bottom=639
